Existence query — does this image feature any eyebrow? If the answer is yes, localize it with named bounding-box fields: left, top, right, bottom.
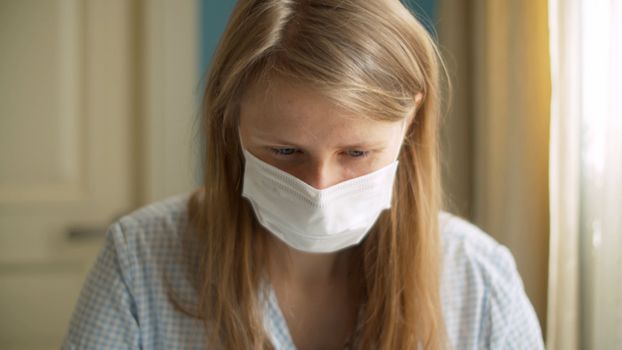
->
left=254, top=136, right=386, bottom=149
left=336, top=142, right=387, bottom=149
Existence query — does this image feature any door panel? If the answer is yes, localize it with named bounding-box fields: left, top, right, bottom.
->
left=0, top=0, right=137, bottom=348
left=0, top=0, right=198, bottom=347
left=0, top=266, right=89, bottom=349
left=0, top=0, right=84, bottom=204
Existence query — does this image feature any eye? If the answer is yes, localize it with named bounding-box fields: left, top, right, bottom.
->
left=346, top=150, right=370, bottom=158
left=270, top=147, right=299, bottom=156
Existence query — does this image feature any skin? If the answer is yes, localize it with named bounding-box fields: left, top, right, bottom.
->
left=238, top=75, right=421, bottom=350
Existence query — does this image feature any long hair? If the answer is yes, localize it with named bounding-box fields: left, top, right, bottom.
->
left=178, top=0, right=449, bottom=348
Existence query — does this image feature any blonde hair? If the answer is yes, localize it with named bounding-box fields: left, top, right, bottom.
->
left=180, top=0, right=448, bottom=348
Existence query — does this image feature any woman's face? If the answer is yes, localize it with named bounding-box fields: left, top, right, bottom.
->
left=239, top=76, right=414, bottom=189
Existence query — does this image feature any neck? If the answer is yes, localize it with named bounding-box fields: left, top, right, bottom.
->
left=266, top=231, right=353, bottom=287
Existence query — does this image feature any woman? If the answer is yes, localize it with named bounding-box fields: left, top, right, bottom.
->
left=63, top=0, right=544, bottom=349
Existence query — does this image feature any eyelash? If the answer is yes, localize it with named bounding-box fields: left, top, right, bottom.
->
left=270, top=148, right=299, bottom=156
left=346, top=150, right=370, bottom=158
left=269, top=148, right=370, bottom=158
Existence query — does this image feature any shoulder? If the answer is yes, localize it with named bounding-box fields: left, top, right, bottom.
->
left=100, top=192, right=195, bottom=282
left=107, top=192, right=194, bottom=257
left=106, top=192, right=202, bottom=343
left=439, top=212, right=516, bottom=281
left=62, top=193, right=203, bottom=348
left=116, top=192, right=192, bottom=236
left=438, top=212, right=544, bottom=349
left=105, top=192, right=196, bottom=281
left=438, top=211, right=512, bottom=319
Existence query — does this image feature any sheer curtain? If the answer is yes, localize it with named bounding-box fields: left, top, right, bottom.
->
left=547, top=0, right=622, bottom=349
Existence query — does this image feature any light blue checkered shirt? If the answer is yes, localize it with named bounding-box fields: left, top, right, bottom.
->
left=62, top=194, right=544, bottom=349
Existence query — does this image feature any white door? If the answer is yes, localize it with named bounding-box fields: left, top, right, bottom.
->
left=0, top=0, right=197, bottom=348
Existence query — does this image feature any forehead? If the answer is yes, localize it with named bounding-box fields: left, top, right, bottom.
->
left=238, top=76, right=400, bottom=145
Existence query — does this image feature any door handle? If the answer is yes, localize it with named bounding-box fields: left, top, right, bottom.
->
left=66, top=210, right=129, bottom=241
left=66, top=226, right=107, bottom=240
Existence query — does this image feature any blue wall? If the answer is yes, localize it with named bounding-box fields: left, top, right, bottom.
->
left=199, top=0, right=437, bottom=75
left=199, top=0, right=237, bottom=77
left=404, top=0, right=438, bottom=36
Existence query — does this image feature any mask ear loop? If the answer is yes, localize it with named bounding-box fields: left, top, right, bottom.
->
left=401, top=117, right=409, bottom=138
left=405, top=92, right=423, bottom=139
left=398, top=108, right=414, bottom=160
left=238, top=128, right=252, bottom=161
left=238, top=127, right=245, bottom=150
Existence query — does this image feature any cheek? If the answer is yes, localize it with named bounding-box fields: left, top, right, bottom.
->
left=339, top=154, right=395, bottom=180
left=267, top=156, right=379, bottom=184
left=340, top=163, right=365, bottom=181
left=238, top=125, right=250, bottom=148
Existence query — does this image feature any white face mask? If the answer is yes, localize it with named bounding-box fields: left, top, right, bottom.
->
left=241, top=149, right=399, bottom=253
